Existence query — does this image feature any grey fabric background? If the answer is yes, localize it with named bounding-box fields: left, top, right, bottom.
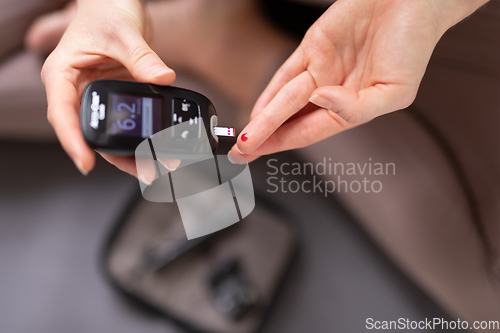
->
left=0, top=140, right=454, bottom=333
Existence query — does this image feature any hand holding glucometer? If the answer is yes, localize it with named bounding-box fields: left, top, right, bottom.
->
left=80, top=80, right=235, bottom=156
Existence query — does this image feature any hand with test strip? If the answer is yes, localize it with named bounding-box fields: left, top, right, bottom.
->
left=229, top=0, right=489, bottom=162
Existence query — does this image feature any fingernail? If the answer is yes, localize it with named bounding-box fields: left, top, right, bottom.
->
left=228, top=152, right=247, bottom=165
left=159, top=159, right=181, bottom=171
left=138, top=173, right=152, bottom=185
left=236, top=145, right=244, bottom=155
left=227, top=152, right=237, bottom=164
left=155, top=68, right=174, bottom=78
left=150, top=65, right=174, bottom=78
left=73, top=159, right=88, bottom=176
left=310, top=94, right=332, bottom=110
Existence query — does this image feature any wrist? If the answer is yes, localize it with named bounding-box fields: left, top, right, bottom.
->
left=434, top=0, right=489, bottom=34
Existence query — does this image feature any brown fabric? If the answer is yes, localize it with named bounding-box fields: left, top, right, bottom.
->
left=0, top=0, right=66, bottom=61
left=0, top=51, right=55, bottom=141
left=0, top=0, right=68, bottom=141
left=299, top=2, right=500, bottom=330
left=415, top=1, right=500, bottom=277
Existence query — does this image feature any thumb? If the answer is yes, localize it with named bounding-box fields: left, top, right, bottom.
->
left=113, top=31, right=176, bottom=85
left=309, top=84, right=414, bottom=124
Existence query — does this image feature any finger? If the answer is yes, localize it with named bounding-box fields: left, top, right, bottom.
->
left=158, top=159, right=181, bottom=171
left=101, top=151, right=158, bottom=185
left=230, top=108, right=350, bottom=158
left=44, top=65, right=95, bottom=175
left=237, top=70, right=316, bottom=155
left=310, top=83, right=415, bottom=124
left=110, top=29, right=176, bottom=86
left=100, top=153, right=174, bottom=186
left=227, top=151, right=261, bottom=164
left=99, top=153, right=139, bottom=178
left=251, top=48, right=305, bottom=120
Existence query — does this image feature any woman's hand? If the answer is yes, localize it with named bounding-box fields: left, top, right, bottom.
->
left=41, top=0, right=175, bottom=176
left=229, top=0, right=488, bottom=162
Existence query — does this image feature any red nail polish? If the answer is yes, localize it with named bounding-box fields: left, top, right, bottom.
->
left=241, top=133, right=248, bottom=142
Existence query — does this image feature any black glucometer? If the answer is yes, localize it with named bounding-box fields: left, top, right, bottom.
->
left=80, top=80, right=231, bottom=156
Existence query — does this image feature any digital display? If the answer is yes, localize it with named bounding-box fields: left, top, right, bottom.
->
left=107, top=93, right=162, bottom=138
left=171, top=98, right=202, bottom=140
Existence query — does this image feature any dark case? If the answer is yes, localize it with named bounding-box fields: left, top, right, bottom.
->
left=101, top=192, right=298, bottom=333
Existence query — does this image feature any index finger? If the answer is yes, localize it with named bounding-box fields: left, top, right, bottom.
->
left=251, top=48, right=306, bottom=120
left=44, top=65, right=95, bottom=175
left=236, top=70, right=317, bottom=155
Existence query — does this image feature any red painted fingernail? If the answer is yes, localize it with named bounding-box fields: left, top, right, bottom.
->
left=241, top=133, right=248, bottom=142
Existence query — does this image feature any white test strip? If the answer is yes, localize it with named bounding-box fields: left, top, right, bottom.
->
left=214, top=126, right=236, bottom=137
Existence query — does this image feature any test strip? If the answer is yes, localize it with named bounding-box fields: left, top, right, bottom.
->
left=214, top=127, right=236, bottom=137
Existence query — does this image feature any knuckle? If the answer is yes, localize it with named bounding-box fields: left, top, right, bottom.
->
left=342, top=111, right=364, bottom=124
left=259, top=110, right=277, bottom=130
left=40, top=65, right=47, bottom=83
left=129, top=45, right=154, bottom=67
left=276, top=66, right=294, bottom=84
left=40, top=55, right=54, bottom=85
left=282, top=72, right=316, bottom=110
left=281, top=83, right=306, bottom=109
left=40, top=69, right=46, bottom=86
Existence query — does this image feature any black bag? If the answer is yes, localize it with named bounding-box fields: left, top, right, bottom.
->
left=101, top=191, right=298, bottom=333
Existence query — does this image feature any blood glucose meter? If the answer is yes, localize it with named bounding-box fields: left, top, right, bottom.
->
left=80, top=80, right=233, bottom=156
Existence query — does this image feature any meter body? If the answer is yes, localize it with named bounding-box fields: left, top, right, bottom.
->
left=80, top=80, right=219, bottom=156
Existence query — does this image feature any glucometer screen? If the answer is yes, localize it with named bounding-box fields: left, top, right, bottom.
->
left=107, top=93, right=162, bottom=138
